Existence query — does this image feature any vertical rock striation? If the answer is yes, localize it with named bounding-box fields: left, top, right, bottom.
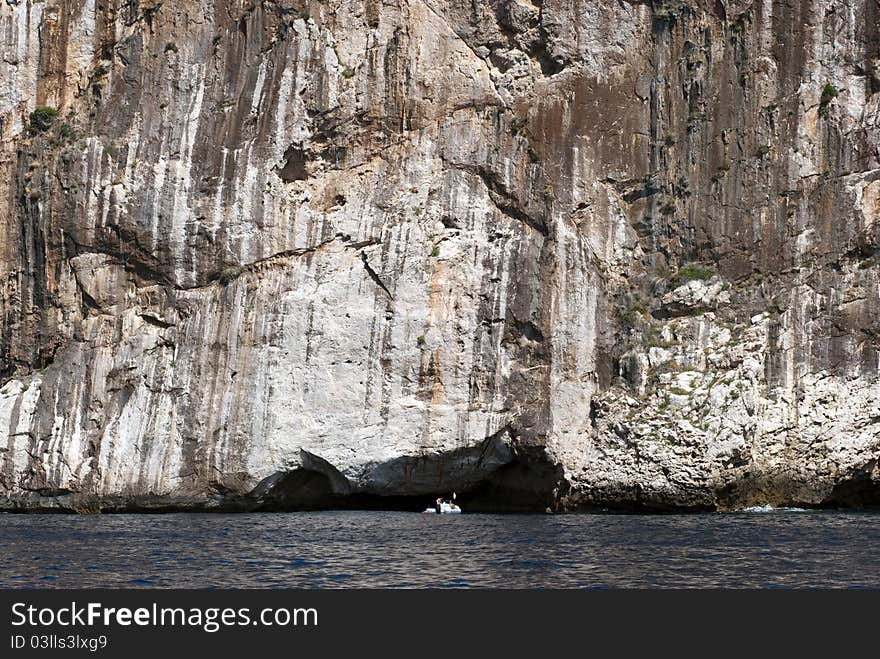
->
left=0, top=0, right=878, bottom=511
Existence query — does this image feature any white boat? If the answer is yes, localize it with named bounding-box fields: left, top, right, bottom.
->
left=423, top=502, right=462, bottom=514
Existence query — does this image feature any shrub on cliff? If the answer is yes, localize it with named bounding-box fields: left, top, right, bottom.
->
left=29, top=107, right=58, bottom=132
left=653, top=0, right=689, bottom=22
left=59, top=122, right=76, bottom=141
left=819, top=83, right=838, bottom=115
left=619, top=298, right=648, bottom=330
left=218, top=267, right=243, bottom=285
left=671, top=264, right=713, bottom=287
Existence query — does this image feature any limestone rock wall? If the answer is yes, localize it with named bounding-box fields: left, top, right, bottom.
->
left=0, top=0, right=878, bottom=511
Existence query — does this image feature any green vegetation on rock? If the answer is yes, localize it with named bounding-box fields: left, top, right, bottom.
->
left=29, top=107, right=58, bottom=132
left=59, top=122, right=76, bottom=140
left=819, top=83, right=838, bottom=115
left=218, top=267, right=243, bottom=285
left=619, top=298, right=648, bottom=330
left=653, top=0, right=689, bottom=22
left=671, top=263, right=714, bottom=287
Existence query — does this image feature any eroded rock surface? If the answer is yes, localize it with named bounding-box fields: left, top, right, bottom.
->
left=1, top=0, right=878, bottom=511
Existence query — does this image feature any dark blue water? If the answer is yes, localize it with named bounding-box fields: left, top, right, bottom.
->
left=1, top=510, right=879, bottom=588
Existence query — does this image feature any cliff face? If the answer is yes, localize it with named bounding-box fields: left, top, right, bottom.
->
left=1, top=0, right=878, bottom=512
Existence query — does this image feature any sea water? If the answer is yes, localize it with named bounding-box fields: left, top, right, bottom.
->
left=1, top=510, right=878, bottom=588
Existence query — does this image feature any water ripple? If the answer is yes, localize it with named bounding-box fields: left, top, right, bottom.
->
left=0, top=511, right=879, bottom=588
